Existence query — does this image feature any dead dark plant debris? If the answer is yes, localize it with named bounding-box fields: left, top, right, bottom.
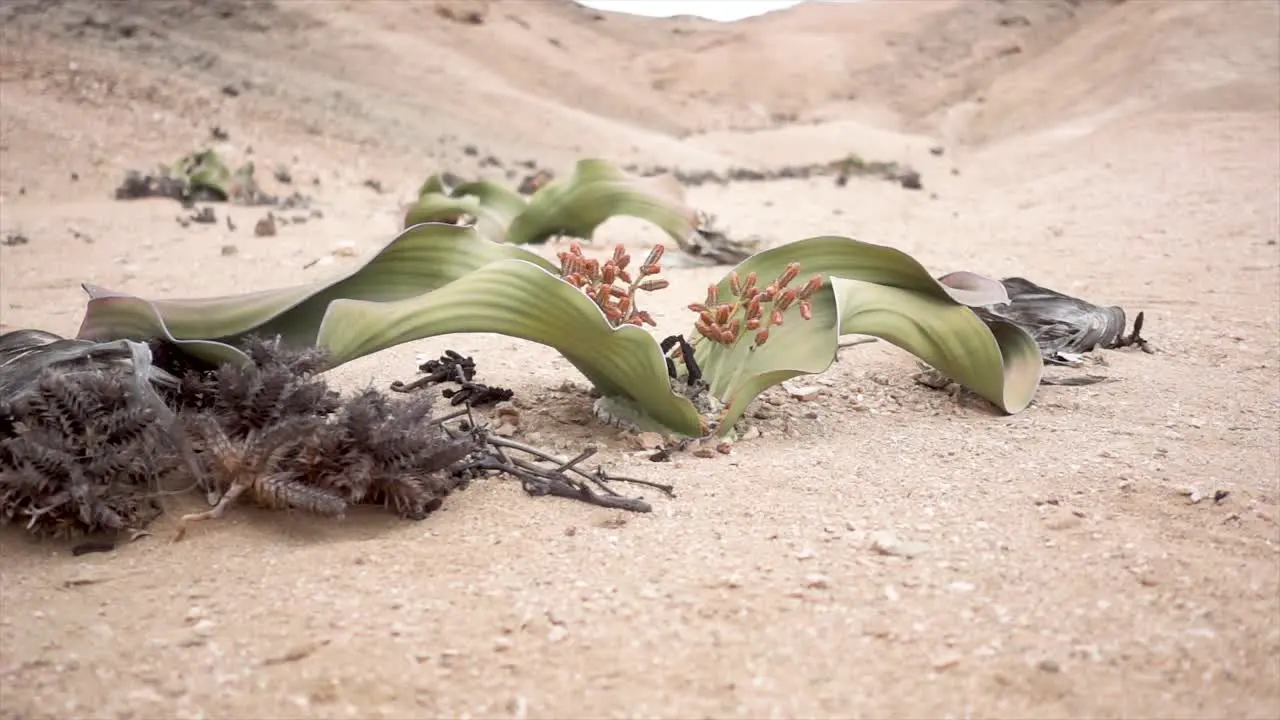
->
left=390, top=350, right=513, bottom=407
left=0, top=360, right=184, bottom=539
left=188, top=207, right=217, bottom=225
left=517, top=169, right=554, bottom=195
left=449, top=432, right=674, bottom=513
left=0, top=328, right=672, bottom=544
left=165, top=337, right=476, bottom=540
left=443, top=383, right=513, bottom=407
left=0, top=332, right=477, bottom=543
left=974, top=277, right=1153, bottom=364
left=416, top=350, right=476, bottom=384
left=660, top=334, right=701, bottom=387
left=393, top=352, right=671, bottom=512
left=623, top=153, right=922, bottom=192
left=115, top=148, right=312, bottom=211
left=685, top=212, right=762, bottom=266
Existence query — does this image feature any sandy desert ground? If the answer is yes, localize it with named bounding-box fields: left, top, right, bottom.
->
left=0, top=0, right=1278, bottom=717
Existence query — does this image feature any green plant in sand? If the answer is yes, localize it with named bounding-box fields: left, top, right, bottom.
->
left=404, top=158, right=700, bottom=247
left=75, top=218, right=1044, bottom=439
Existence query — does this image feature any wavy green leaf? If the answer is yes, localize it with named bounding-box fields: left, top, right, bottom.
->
left=449, top=180, right=529, bottom=241
left=691, top=236, right=1043, bottom=434
left=403, top=193, right=480, bottom=228
left=831, top=277, right=1042, bottom=412
left=506, top=159, right=699, bottom=246
left=317, top=259, right=704, bottom=436
left=406, top=160, right=702, bottom=254
left=404, top=178, right=531, bottom=241
left=76, top=223, right=556, bottom=366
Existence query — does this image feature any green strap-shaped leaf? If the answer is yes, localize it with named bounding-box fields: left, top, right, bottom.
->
left=418, top=174, right=452, bottom=197
left=691, top=235, right=1043, bottom=434
left=448, top=180, right=530, bottom=241
left=75, top=287, right=317, bottom=368
left=403, top=194, right=481, bottom=228
left=831, top=277, right=1042, bottom=412
left=171, top=149, right=234, bottom=201
left=404, top=178, right=532, bottom=240
left=75, top=224, right=557, bottom=365
left=317, top=259, right=705, bottom=436
left=506, top=159, right=699, bottom=246
left=73, top=224, right=1039, bottom=440
left=700, top=236, right=1012, bottom=307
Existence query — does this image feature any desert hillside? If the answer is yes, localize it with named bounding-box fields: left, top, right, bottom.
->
left=1, top=1, right=1278, bottom=718
left=2, top=0, right=1275, bottom=189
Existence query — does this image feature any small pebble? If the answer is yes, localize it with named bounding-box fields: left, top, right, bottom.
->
left=786, top=385, right=823, bottom=401
left=871, top=531, right=928, bottom=558
left=804, top=573, right=831, bottom=589
left=1038, top=659, right=1061, bottom=673
left=635, top=432, right=664, bottom=450
left=933, top=653, right=962, bottom=671
left=254, top=214, right=277, bottom=237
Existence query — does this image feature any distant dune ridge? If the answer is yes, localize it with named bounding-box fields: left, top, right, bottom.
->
left=1, top=0, right=1274, bottom=178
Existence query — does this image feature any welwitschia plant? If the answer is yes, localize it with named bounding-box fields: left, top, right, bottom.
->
left=76, top=224, right=1042, bottom=439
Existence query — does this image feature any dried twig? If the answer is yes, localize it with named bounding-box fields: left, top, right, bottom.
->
left=399, top=353, right=677, bottom=514
left=392, top=351, right=513, bottom=407
left=446, top=427, right=674, bottom=513
left=1111, top=311, right=1153, bottom=354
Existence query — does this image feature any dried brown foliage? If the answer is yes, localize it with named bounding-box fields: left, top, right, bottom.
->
left=0, top=333, right=478, bottom=541
left=1, top=329, right=665, bottom=543
left=168, top=337, right=478, bottom=537
left=0, top=367, right=181, bottom=538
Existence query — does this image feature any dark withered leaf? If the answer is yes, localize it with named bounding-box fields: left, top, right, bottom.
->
left=973, top=277, right=1136, bottom=361
left=0, top=330, right=181, bottom=404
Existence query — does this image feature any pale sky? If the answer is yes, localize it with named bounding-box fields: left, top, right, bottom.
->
left=576, top=0, right=805, bottom=22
